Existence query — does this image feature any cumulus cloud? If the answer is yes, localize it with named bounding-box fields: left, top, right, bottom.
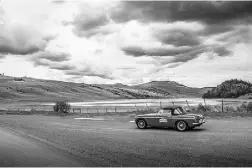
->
left=1, top=0, right=252, bottom=87
left=65, top=66, right=114, bottom=80
left=211, top=46, right=232, bottom=57
left=32, top=57, right=75, bottom=70
left=154, top=29, right=201, bottom=47
left=49, top=64, right=75, bottom=71
left=217, top=26, right=252, bottom=44
left=50, top=0, right=65, bottom=4
left=111, top=1, right=252, bottom=49
left=0, top=23, right=52, bottom=55
left=122, top=45, right=197, bottom=57
left=67, top=4, right=112, bottom=38
left=31, top=50, right=74, bottom=71
left=0, top=54, right=5, bottom=59
left=35, top=51, right=71, bottom=62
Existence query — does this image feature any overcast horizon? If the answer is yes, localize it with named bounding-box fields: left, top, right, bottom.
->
left=0, top=0, right=252, bottom=87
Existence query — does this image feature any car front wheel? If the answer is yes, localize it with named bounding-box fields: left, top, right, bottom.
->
left=136, top=119, right=147, bottom=129
left=176, top=121, right=188, bottom=131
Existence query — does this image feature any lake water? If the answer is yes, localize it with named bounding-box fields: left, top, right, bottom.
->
left=47, top=98, right=249, bottom=107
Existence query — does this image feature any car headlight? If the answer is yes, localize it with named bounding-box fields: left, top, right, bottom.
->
left=194, top=116, right=200, bottom=122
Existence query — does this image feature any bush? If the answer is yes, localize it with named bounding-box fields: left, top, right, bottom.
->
left=53, top=101, right=71, bottom=113
left=202, top=79, right=252, bottom=98
left=14, top=77, right=24, bottom=81
left=196, top=103, right=212, bottom=112
left=247, top=102, right=252, bottom=112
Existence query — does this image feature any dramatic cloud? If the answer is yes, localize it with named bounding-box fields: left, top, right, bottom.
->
left=1, top=0, right=252, bottom=87
left=217, top=26, right=252, bottom=44
left=111, top=1, right=252, bottom=24
left=31, top=50, right=74, bottom=71
left=212, top=46, right=231, bottom=57
left=0, top=54, right=5, bottom=59
left=32, top=56, right=75, bottom=71
left=50, top=0, right=65, bottom=4
left=65, top=66, right=114, bottom=80
left=49, top=64, right=75, bottom=71
left=35, top=51, right=71, bottom=62
left=122, top=45, right=199, bottom=57
left=0, top=23, right=51, bottom=55
left=68, top=4, right=111, bottom=38
left=153, top=29, right=201, bottom=47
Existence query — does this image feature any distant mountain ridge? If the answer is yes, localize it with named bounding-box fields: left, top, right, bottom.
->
left=0, top=75, right=208, bottom=102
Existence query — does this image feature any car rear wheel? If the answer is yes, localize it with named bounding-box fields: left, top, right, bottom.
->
left=137, top=119, right=147, bottom=129
left=176, top=121, right=188, bottom=131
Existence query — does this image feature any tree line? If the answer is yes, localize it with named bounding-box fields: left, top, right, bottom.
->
left=202, top=79, right=252, bottom=98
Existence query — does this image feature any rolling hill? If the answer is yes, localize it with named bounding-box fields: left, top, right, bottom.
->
left=0, top=75, right=208, bottom=102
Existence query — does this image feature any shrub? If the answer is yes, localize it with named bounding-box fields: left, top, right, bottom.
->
left=247, top=102, right=252, bottom=112
left=236, top=102, right=247, bottom=112
left=53, top=101, right=71, bottom=113
left=224, top=105, right=236, bottom=112
left=202, top=79, right=252, bottom=98
left=14, top=77, right=24, bottom=81
left=196, top=103, right=212, bottom=112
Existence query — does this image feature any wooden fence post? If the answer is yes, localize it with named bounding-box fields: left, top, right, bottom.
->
left=135, top=104, right=139, bottom=112
left=145, top=103, right=149, bottom=110
left=204, top=98, right=207, bottom=107
left=222, top=99, right=224, bottom=112
left=186, top=100, right=190, bottom=109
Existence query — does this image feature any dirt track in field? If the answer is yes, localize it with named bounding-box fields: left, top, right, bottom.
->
left=0, top=115, right=252, bottom=166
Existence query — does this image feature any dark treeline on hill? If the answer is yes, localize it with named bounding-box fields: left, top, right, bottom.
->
left=203, top=79, right=252, bottom=98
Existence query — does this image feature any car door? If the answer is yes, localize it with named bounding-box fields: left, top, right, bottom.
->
left=158, top=108, right=173, bottom=127
left=145, top=115, right=162, bottom=127
left=145, top=110, right=164, bottom=127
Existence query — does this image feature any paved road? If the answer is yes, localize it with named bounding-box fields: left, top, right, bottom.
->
left=0, top=115, right=252, bottom=166
left=0, top=127, right=85, bottom=166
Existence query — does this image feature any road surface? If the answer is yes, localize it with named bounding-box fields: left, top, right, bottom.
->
left=0, top=115, right=252, bottom=166
left=0, top=127, right=85, bottom=166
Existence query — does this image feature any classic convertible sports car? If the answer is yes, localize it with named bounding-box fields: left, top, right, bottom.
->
left=135, top=105, right=205, bottom=131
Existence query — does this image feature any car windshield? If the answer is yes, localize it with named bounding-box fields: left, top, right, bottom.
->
left=174, top=107, right=187, bottom=115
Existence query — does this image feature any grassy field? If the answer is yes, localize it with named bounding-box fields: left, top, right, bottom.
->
left=0, top=75, right=207, bottom=103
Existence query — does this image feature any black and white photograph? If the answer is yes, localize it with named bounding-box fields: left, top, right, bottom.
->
left=0, top=0, right=252, bottom=167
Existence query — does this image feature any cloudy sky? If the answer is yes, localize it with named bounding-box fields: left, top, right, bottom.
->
left=0, top=0, right=252, bottom=87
